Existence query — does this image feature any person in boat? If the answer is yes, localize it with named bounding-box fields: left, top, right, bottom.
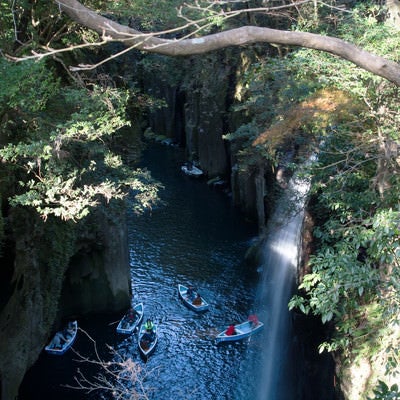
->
left=144, top=319, right=155, bottom=336
left=192, top=293, right=202, bottom=306
left=63, top=321, right=75, bottom=340
left=127, top=308, right=138, bottom=322
left=143, top=319, right=155, bottom=342
left=225, top=324, right=236, bottom=336
left=186, top=285, right=195, bottom=300
left=144, top=318, right=154, bottom=332
left=52, top=331, right=68, bottom=349
left=248, top=314, right=259, bottom=327
left=122, top=308, right=138, bottom=329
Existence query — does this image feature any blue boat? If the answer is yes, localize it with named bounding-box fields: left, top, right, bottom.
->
left=45, top=321, right=78, bottom=355
left=181, top=163, right=204, bottom=177
left=178, top=284, right=209, bottom=312
left=138, top=322, right=158, bottom=358
left=215, top=319, right=264, bottom=343
left=116, top=303, right=144, bottom=334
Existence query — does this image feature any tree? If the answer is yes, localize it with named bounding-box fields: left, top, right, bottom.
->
left=0, top=58, right=162, bottom=221
left=5, top=0, right=400, bottom=86
left=282, top=19, right=400, bottom=395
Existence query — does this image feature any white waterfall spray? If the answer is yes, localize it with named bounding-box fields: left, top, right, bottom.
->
left=256, top=169, right=311, bottom=400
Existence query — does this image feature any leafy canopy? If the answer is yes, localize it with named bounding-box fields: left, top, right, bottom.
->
left=0, top=59, right=161, bottom=221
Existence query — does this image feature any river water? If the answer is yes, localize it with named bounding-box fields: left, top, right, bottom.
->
left=121, top=143, right=261, bottom=399
left=19, top=143, right=334, bottom=399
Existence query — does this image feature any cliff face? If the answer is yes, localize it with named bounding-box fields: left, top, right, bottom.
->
left=0, top=208, right=131, bottom=400
left=60, top=212, right=131, bottom=316
left=0, top=214, right=54, bottom=400
left=142, top=50, right=261, bottom=221
left=181, top=55, right=230, bottom=178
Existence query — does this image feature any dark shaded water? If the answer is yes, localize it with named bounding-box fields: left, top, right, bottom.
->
left=121, top=143, right=262, bottom=399
left=19, top=143, right=262, bottom=399
left=19, top=143, right=334, bottom=400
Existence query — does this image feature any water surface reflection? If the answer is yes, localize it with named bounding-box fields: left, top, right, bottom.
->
left=122, top=143, right=260, bottom=399
left=19, top=143, right=263, bottom=399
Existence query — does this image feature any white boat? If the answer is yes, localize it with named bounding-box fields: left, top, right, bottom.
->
left=215, top=319, right=264, bottom=343
left=116, top=303, right=144, bottom=334
left=181, top=163, right=204, bottom=177
left=138, top=322, right=158, bottom=358
left=45, top=320, right=78, bottom=355
left=178, top=284, right=209, bottom=312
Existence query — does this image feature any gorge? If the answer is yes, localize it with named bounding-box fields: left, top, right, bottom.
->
left=18, top=143, right=334, bottom=399
left=1, top=2, right=399, bottom=398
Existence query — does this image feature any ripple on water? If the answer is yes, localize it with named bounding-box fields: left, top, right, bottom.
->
left=18, top=144, right=259, bottom=400
left=116, top=144, right=260, bottom=400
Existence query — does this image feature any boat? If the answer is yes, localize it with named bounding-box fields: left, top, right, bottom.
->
left=178, top=284, right=209, bottom=312
left=215, top=319, right=264, bottom=343
left=116, top=303, right=144, bottom=334
left=181, top=163, right=204, bottom=177
left=44, top=320, right=78, bottom=355
left=138, top=322, right=158, bottom=358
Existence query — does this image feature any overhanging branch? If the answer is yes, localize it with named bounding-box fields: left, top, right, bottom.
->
left=55, top=0, right=400, bottom=86
left=9, top=0, right=400, bottom=86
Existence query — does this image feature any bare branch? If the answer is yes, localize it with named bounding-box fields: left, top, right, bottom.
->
left=65, top=328, right=154, bottom=399
left=11, top=0, right=20, bottom=44
left=5, top=0, right=400, bottom=86
left=69, top=42, right=141, bottom=71
left=55, top=0, right=400, bottom=86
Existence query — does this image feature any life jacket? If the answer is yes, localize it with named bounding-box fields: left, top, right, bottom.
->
left=226, top=325, right=236, bottom=336
left=144, top=320, right=154, bottom=331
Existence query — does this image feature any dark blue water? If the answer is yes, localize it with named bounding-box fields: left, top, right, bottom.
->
left=121, top=143, right=262, bottom=399
left=19, top=143, right=265, bottom=399
left=20, top=142, right=335, bottom=400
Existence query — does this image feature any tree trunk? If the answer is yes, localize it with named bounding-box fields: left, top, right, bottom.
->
left=56, top=0, right=400, bottom=86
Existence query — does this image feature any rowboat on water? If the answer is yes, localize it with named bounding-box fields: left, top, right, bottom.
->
left=181, top=163, right=204, bottom=177
left=215, top=318, right=264, bottom=343
left=178, top=284, right=209, bottom=312
left=138, top=321, right=158, bottom=358
left=45, top=320, right=78, bottom=355
left=116, top=303, right=144, bottom=334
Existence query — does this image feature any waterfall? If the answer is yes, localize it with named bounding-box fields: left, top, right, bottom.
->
left=256, top=170, right=311, bottom=400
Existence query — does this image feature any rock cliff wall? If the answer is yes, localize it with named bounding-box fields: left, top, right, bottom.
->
left=0, top=208, right=131, bottom=400
left=142, top=50, right=261, bottom=221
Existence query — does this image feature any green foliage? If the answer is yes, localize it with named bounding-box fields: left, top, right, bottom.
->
left=289, top=121, right=400, bottom=352
left=339, top=3, right=399, bottom=57
left=0, top=60, right=60, bottom=112
left=86, top=0, right=188, bottom=31
left=0, top=1, right=16, bottom=51
left=225, top=57, right=314, bottom=175
left=0, top=0, right=79, bottom=55
left=0, top=59, right=161, bottom=221
left=291, top=2, right=400, bottom=97
left=368, top=381, right=400, bottom=400
left=217, top=2, right=400, bottom=391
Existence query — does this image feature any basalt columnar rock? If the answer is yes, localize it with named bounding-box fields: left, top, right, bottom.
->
left=142, top=50, right=263, bottom=221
